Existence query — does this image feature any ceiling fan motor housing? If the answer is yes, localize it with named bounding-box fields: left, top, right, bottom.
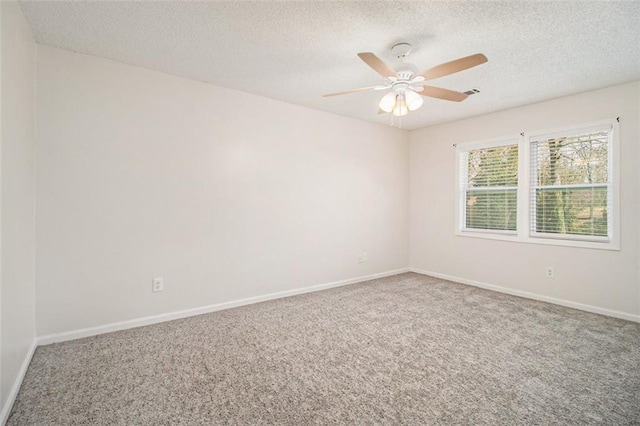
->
left=392, top=82, right=410, bottom=93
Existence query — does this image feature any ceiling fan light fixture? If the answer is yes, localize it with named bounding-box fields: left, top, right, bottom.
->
left=392, top=94, right=408, bottom=117
left=379, top=91, right=396, bottom=113
left=405, top=89, right=424, bottom=111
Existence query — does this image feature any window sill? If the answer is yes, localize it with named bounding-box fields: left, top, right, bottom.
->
left=456, top=230, right=620, bottom=251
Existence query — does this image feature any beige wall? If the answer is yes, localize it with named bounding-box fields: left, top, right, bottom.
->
left=0, top=0, right=37, bottom=414
left=35, top=45, right=410, bottom=336
left=410, top=82, right=640, bottom=317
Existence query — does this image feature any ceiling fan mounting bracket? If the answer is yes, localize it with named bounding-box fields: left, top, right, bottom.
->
left=391, top=42, right=412, bottom=59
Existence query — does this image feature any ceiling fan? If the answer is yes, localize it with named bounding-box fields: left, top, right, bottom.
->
left=323, top=43, right=487, bottom=117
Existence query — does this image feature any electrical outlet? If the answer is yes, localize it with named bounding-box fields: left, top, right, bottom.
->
left=358, top=252, right=368, bottom=263
left=545, top=267, right=554, bottom=279
left=152, top=277, right=163, bottom=292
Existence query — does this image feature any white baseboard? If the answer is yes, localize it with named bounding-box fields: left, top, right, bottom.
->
left=38, top=268, right=410, bottom=346
left=410, top=268, right=640, bottom=323
left=1, top=339, right=37, bottom=426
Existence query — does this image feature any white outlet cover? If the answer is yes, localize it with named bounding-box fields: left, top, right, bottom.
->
left=152, top=277, right=163, bottom=292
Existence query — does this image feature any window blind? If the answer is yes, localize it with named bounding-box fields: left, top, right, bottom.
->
left=530, top=128, right=611, bottom=240
left=461, top=143, right=518, bottom=232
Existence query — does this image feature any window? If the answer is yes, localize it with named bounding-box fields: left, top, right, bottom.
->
left=530, top=129, right=611, bottom=241
left=456, top=120, right=618, bottom=250
left=459, top=141, right=518, bottom=233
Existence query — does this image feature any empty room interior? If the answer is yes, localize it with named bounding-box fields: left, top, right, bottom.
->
left=1, top=1, right=640, bottom=424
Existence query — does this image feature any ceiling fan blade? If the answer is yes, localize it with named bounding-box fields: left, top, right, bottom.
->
left=419, top=53, right=487, bottom=81
left=322, top=85, right=385, bottom=97
left=420, top=85, right=469, bottom=102
left=357, top=52, right=398, bottom=79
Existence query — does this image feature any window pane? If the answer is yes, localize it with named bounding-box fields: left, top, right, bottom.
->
left=533, top=131, right=608, bottom=186
left=466, top=189, right=517, bottom=231
left=534, top=187, right=608, bottom=236
left=467, top=145, right=518, bottom=187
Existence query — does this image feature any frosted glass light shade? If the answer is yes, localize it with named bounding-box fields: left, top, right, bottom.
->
left=405, top=89, right=424, bottom=111
left=392, top=95, right=408, bottom=116
left=378, top=92, right=396, bottom=113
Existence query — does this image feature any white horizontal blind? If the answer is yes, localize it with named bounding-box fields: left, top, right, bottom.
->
left=461, top=143, right=518, bottom=232
left=530, top=127, right=611, bottom=241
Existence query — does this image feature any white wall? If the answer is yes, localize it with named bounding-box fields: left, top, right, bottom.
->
left=29, top=35, right=640, bottom=340
left=0, top=0, right=37, bottom=414
left=410, top=82, right=640, bottom=317
left=35, top=45, right=409, bottom=336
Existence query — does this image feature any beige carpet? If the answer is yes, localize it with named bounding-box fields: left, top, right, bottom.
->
left=8, top=273, right=640, bottom=424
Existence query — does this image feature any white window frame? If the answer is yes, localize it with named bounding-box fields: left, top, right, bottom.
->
left=455, top=119, right=620, bottom=251
left=456, top=136, right=520, bottom=240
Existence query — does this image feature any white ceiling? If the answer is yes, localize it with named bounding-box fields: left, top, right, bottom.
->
left=19, top=1, right=640, bottom=131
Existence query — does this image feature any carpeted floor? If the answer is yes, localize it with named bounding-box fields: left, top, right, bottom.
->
left=8, top=273, right=640, bottom=425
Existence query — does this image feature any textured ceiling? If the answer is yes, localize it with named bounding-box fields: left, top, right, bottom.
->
left=19, top=1, right=640, bottom=131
